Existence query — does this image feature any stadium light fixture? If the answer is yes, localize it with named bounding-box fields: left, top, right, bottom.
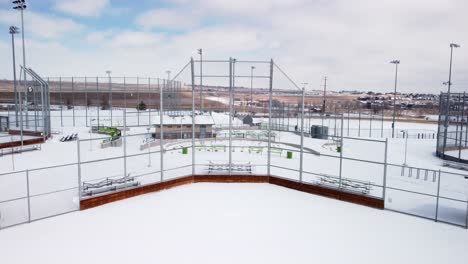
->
left=390, top=60, right=400, bottom=138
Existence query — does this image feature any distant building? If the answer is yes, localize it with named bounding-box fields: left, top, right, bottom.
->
left=153, top=115, right=215, bottom=139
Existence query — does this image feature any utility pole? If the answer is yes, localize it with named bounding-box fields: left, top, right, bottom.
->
left=322, top=76, right=327, bottom=113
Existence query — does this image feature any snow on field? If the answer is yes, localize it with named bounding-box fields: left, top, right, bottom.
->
left=0, top=108, right=467, bottom=228
left=0, top=183, right=467, bottom=264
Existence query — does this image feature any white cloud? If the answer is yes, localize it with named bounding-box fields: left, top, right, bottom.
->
left=54, top=0, right=109, bottom=17
left=136, top=8, right=199, bottom=30
left=0, top=10, right=84, bottom=39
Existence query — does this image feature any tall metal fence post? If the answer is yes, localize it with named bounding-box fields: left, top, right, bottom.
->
left=123, top=110, right=127, bottom=177
left=96, top=77, right=100, bottom=128
left=160, top=80, right=164, bottom=182
left=59, top=77, right=63, bottom=127
left=77, top=138, right=82, bottom=202
left=26, top=169, right=31, bottom=222
left=123, top=77, right=127, bottom=109
left=383, top=138, right=388, bottom=202
left=137, top=77, right=140, bottom=126
left=228, top=58, right=233, bottom=176
left=267, top=59, right=273, bottom=176
left=109, top=76, right=113, bottom=126
left=72, top=77, right=75, bottom=127
left=299, top=87, right=305, bottom=182
left=190, top=58, right=196, bottom=175
left=85, top=77, right=88, bottom=127
left=338, top=114, right=344, bottom=189
left=358, top=111, right=361, bottom=137
left=435, top=170, right=442, bottom=222
left=148, top=78, right=151, bottom=126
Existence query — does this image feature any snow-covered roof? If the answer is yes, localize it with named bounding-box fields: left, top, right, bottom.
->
left=153, top=115, right=215, bottom=125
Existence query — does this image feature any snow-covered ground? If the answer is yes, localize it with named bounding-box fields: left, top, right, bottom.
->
left=0, top=108, right=467, bottom=229
left=0, top=183, right=467, bottom=264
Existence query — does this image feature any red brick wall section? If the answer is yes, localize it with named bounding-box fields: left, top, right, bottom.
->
left=80, top=175, right=384, bottom=210
left=0, top=137, right=45, bottom=149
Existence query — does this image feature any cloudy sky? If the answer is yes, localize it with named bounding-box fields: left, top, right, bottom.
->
left=0, top=0, right=467, bottom=93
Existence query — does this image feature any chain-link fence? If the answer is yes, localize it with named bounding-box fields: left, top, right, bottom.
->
left=0, top=59, right=467, bottom=231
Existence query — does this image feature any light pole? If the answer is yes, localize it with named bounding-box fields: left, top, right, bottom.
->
left=442, top=43, right=460, bottom=157
left=322, top=76, right=327, bottom=113
left=198, top=49, right=203, bottom=111
left=250, top=66, right=255, bottom=113
left=106, top=70, right=112, bottom=125
left=9, top=26, right=20, bottom=127
left=400, top=130, right=408, bottom=166
left=147, top=127, right=151, bottom=167
left=390, top=60, right=400, bottom=138
left=13, top=0, right=28, bottom=128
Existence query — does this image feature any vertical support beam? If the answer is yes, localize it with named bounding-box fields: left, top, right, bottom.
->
left=299, top=87, right=305, bottom=182
left=26, top=169, right=31, bottom=223
left=96, top=77, right=100, bottom=128
left=381, top=108, right=384, bottom=138
left=77, top=138, right=82, bottom=202
left=347, top=105, right=350, bottom=136
left=72, top=77, right=75, bottom=127
left=109, top=76, right=113, bottom=126
left=59, top=77, right=63, bottom=127
left=383, top=138, right=388, bottom=201
left=267, top=59, right=274, bottom=176
left=85, top=77, right=88, bottom=127
left=123, top=77, right=127, bottom=109
left=338, top=114, right=344, bottom=189
left=358, top=111, right=361, bottom=137
left=160, top=79, right=164, bottom=182
left=228, top=58, right=233, bottom=176
left=123, top=110, right=127, bottom=177
left=458, top=92, right=466, bottom=160
left=148, top=78, right=151, bottom=126
left=137, top=77, right=140, bottom=126
left=435, top=170, right=442, bottom=222
left=190, top=58, right=196, bottom=175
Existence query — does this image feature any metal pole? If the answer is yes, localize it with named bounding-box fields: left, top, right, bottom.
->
left=96, top=77, right=100, bottom=128
left=299, top=87, right=305, bottom=182
left=250, top=66, right=255, bottom=113
left=20, top=8, right=28, bottom=129
left=85, top=77, right=88, bottom=127
left=322, top=76, right=327, bottom=113
left=435, top=170, right=442, bottom=222
left=77, top=138, right=82, bottom=202
left=229, top=58, right=234, bottom=175
left=191, top=58, right=196, bottom=175
left=458, top=92, right=466, bottom=160
left=267, top=59, right=273, bottom=176
left=392, top=62, right=399, bottom=138
left=72, top=77, right=75, bottom=127
left=108, top=74, right=112, bottom=126
left=10, top=29, right=19, bottom=127
left=147, top=127, right=151, bottom=167
left=160, top=79, right=164, bottom=182
left=26, top=169, right=31, bottom=222
left=358, top=111, right=361, bottom=137
left=123, top=110, right=127, bottom=176
left=124, top=77, right=127, bottom=109
left=148, top=78, right=151, bottom=126
left=338, top=114, right=344, bottom=189
left=199, top=49, right=203, bottom=111
left=383, top=138, right=388, bottom=201
left=59, top=77, right=63, bottom=127
left=137, top=77, right=140, bottom=126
